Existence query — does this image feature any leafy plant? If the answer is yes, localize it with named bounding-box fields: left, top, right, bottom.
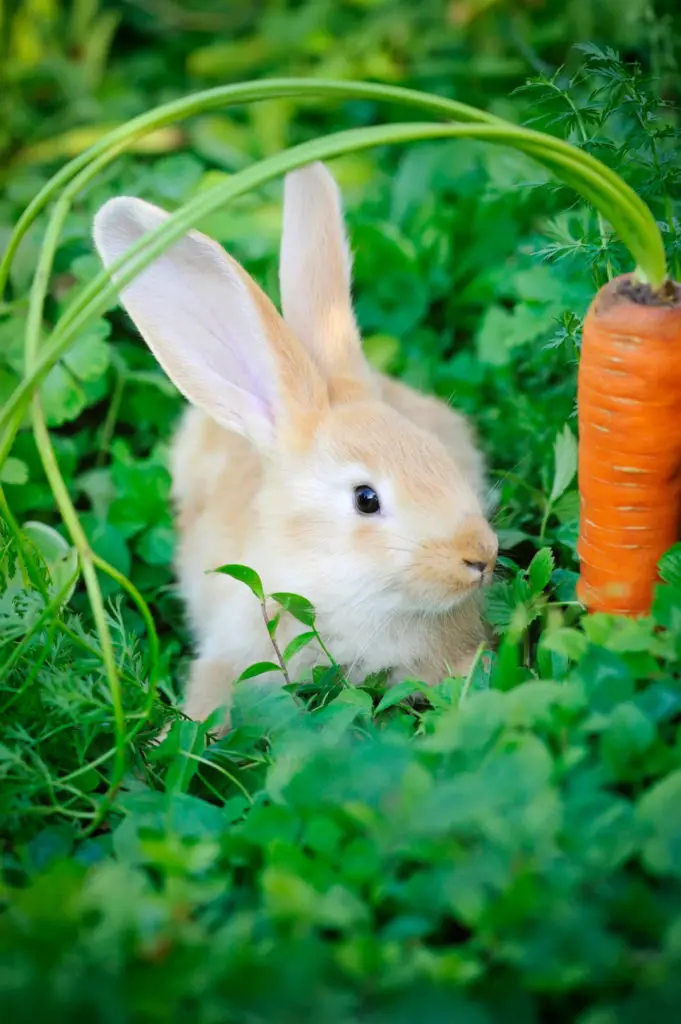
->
left=1, top=4, right=681, bottom=1020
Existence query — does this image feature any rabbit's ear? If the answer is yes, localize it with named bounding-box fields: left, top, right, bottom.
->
left=279, top=162, right=372, bottom=394
left=93, top=197, right=327, bottom=448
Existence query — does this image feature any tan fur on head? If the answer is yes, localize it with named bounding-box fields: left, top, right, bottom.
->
left=92, top=161, right=496, bottom=732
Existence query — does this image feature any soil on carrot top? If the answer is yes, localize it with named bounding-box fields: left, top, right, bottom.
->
left=617, top=276, right=681, bottom=306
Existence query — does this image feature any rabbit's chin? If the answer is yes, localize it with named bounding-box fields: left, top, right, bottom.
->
left=386, top=584, right=485, bottom=621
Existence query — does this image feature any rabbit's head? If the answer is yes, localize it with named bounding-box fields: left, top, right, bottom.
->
left=93, top=163, right=496, bottom=616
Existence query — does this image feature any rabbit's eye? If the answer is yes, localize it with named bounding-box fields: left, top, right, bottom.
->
left=354, top=484, right=381, bottom=516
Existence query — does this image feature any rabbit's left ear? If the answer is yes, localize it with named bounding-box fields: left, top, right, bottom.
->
left=93, top=197, right=327, bottom=450
left=279, top=162, right=374, bottom=396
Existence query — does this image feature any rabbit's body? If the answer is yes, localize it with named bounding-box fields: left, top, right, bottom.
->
left=171, top=374, right=488, bottom=721
left=94, top=162, right=497, bottom=731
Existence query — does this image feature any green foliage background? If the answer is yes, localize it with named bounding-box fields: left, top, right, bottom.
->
left=1, top=1, right=681, bottom=1020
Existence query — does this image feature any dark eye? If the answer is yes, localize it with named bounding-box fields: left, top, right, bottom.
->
left=354, top=484, right=381, bottom=516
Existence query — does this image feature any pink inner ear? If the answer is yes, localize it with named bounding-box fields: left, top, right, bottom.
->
left=93, top=197, right=280, bottom=443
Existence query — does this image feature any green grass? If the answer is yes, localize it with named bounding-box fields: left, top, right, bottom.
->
left=1, top=1, right=681, bottom=1020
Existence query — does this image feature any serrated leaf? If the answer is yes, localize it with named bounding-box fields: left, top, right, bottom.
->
left=41, top=363, right=85, bottom=426
left=541, top=627, right=587, bottom=661
left=549, top=424, right=578, bottom=504
left=476, top=304, right=548, bottom=366
left=63, top=321, right=111, bottom=382
left=554, top=489, right=580, bottom=523
left=213, top=563, right=264, bottom=601
left=659, top=543, right=681, bottom=589
left=237, top=661, right=282, bottom=682
left=529, top=547, right=554, bottom=594
left=271, top=592, right=316, bottom=627
left=282, top=631, right=317, bottom=664
left=485, top=582, right=517, bottom=634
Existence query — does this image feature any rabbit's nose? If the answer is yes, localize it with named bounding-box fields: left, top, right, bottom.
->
left=459, top=521, right=498, bottom=577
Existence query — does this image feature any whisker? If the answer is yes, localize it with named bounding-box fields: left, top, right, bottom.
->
left=389, top=531, right=421, bottom=548
left=345, top=608, right=401, bottom=680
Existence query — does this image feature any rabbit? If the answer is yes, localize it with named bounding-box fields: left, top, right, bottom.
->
left=93, top=161, right=497, bottom=733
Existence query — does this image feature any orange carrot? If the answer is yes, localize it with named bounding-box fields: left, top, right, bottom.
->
left=577, top=274, right=681, bottom=616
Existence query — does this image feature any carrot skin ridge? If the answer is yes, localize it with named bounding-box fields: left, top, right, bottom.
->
left=577, top=274, right=681, bottom=616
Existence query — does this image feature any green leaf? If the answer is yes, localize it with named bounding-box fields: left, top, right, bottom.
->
left=485, top=581, right=517, bottom=634
left=62, top=320, right=111, bottom=382
left=271, top=592, right=316, bottom=627
left=528, top=547, right=554, bottom=594
left=659, top=543, right=681, bottom=589
left=165, top=721, right=205, bottom=795
left=0, top=456, right=28, bottom=485
left=476, top=303, right=548, bottom=366
left=496, top=528, right=529, bottom=550
left=541, top=627, right=587, bottom=662
left=21, top=521, right=78, bottom=602
left=549, top=424, right=578, bottom=505
left=109, top=452, right=171, bottom=538
left=638, top=770, right=681, bottom=878
left=136, top=524, right=174, bottom=566
left=314, top=687, right=373, bottom=737
left=41, top=363, right=85, bottom=426
left=151, top=153, right=205, bottom=202
left=352, top=221, right=428, bottom=335
left=375, top=679, right=426, bottom=714
left=81, top=515, right=130, bottom=577
left=363, top=333, right=401, bottom=372
left=554, top=489, right=580, bottom=523
left=267, top=612, right=281, bottom=638
left=213, top=563, right=264, bottom=601
left=652, top=584, right=681, bottom=632
left=601, top=702, right=654, bottom=776
left=282, top=631, right=317, bottom=664
left=237, top=661, right=282, bottom=682
left=577, top=647, right=634, bottom=712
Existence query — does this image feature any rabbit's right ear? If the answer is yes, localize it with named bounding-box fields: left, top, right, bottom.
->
left=279, top=162, right=373, bottom=395
left=93, top=197, right=327, bottom=449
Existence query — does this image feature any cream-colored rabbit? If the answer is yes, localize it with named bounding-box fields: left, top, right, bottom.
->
left=93, top=162, right=497, bottom=731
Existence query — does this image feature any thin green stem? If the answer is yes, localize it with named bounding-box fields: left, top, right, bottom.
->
left=0, top=77, right=509, bottom=294
left=459, top=642, right=487, bottom=703
left=182, top=751, right=253, bottom=803
left=30, top=405, right=127, bottom=815
left=96, top=357, right=127, bottom=465
left=0, top=118, right=662, bottom=461
left=539, top=501, right=552, bottom=544
left=0, top=77, right=663, bottom=297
